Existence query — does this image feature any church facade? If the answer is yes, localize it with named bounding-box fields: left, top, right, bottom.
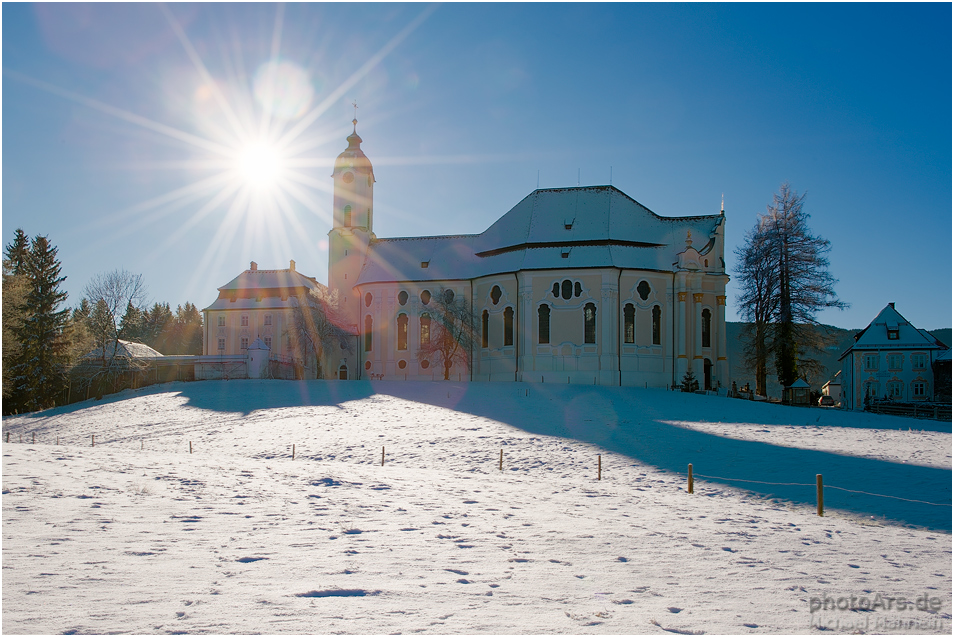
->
left=328, top=121, right=729, bottom=389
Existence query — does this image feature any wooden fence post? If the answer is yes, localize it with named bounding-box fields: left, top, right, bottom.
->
left=5, top=432, right=8, bottom=443
left=381, top=446, right=385, bottom=466
left=91, top=434, right=95, bottom=447
left=499, top=449, right=503, bottom=471
left=816, top=474, right=824, bottom=516
left=189, top=441, right=193, bottom=454
left=598, top=455, right=602, bottom=481
left=292, top=444, right=295, bottom=460
left=32, top=432, right=35, bottom=444
left=687, top=463, right=694, bottom=494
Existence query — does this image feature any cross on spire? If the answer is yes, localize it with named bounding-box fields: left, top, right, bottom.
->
left=351, top=100, right=358, bottom=130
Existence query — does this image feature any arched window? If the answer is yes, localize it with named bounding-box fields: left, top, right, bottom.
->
left=365, top=292, right=373, bottom=307
left=504, top=307, right=514, bottom=346
left=398, top=290, right=408, bottom=305
left=584, top=303, right=597, bottom=344
left=444, top=289, right=455, bottom=303
left=338, top=364, right=348, bottom=380
left=343, top=205, right=352, bottom=227
left=397, top=314, right=408, bottom=350
left=652, top=306, right=661, bottom=345
left=482, top=310, right=489, bottom=348
left=551, top=282, right=560, bottom=298
left=420, top=290, right=431, bottom=305
left=490, top=285, right=502, bottom=305
left=702, top=308, right=712, bottom=348
left=624, top=303, right=635, bottom=344
left=420, top=313, right=431, bottom=345
left=574, top=282, right=582, bottom=297
left=562, top=280, right=572, bottom=300
left=364, top=315, right=372, bottom=352
left=538, top=305, right=550, bottom=344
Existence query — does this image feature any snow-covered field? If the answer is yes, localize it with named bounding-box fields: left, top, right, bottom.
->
left=3, top=380, right=951, bottom=634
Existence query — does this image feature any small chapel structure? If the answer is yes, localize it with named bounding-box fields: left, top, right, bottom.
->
left=326, top=119, right=729, bottom=389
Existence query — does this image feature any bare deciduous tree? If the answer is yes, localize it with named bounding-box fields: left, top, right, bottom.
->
left=287, top=287, right=354, bottom=379
left=416, top=287, right=475, bottom=380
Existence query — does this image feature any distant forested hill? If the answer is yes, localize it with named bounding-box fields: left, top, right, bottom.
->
left=724, top=323, right=951, bottom=398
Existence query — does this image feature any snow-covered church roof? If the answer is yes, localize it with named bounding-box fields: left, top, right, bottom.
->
left=839, top=303, right=947, bottom=360
left=356, top=186, right=724, bottom=285
left=204, top=261, right=324, bottom=312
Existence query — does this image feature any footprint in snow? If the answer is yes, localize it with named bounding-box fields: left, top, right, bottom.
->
left=668, top=607, right=682, bottom=613
left=721, top=547, right=736, bottom=553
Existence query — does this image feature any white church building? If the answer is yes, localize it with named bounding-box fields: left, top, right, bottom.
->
left=325, top=120, right=730, bottom=389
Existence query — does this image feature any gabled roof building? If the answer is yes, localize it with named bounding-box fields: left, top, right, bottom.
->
left=325, top=120, right=730, bottom=388
left=838, top=303, right=948, bottom=409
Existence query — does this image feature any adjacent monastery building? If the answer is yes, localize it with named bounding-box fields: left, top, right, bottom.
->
left=327, top=120, right=729, bottom=388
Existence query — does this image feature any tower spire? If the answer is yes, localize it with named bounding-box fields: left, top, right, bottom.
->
left=721, top=193, right=725, bottom=214
left=351, top=100, right=358, bottom=132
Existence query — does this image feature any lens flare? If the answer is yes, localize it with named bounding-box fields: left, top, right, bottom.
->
left=253, top=60, right=314, bottom=120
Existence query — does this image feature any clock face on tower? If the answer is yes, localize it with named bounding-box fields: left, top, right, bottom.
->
left=342, top=172, right=354, bottom=184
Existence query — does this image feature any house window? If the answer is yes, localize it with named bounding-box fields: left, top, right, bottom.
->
left=652, top=306, right=661, bottom=345
left=887, top=328, right=899, bottom=340
left=240, top=337, right=249, bottom=350
left=365, top=292, right=373, bottom=307
left=538, top=305, right=550, bottom=344
left=490, top=285, right=502, bottom=305
left=702, top=308, right=711, bottom=348
left=241, top=315, right=249, bottom=327
left=482, top=310, right=489, bottom=348
left=420, top=313, right=431, bottom=345
left=864, top=381, right=880, bottom=400
left=264, top=336, right=272, bottom=349
left=911, top=353, right=926, bottom=370
left=421, top=360, right=430, bottom=369
left=398, top=290, right=408, bottom=306
left=561, top=280, right=572, bottom=300
left=864, top=354, right=879, bottom=371
left=444, top=289, right=455, bottom=303
left=264, top=314, right=272, bottom=326
left=551, top=282, right=559, bottom=298
left=218, top=315, right=225, bottom=327
left=217, top=338, right=225, bottom=350
left=421, top=290, right=431, bottom=305
left=623, top=304, right=635, bottom=344
left=364, top=315, right=373, bottom=352
left=574, top=282, right=582, bottom=297
left=397, top=314, right=408, bottom=350
left=886, top=381, right=903, bottom=399
left=637, top=281, right=651, bottom=301
left=398, top=359, right=407, bottom=370
left=343, top=205, right=352, bottom=227
left=583, top=303, right=597, bottom=344
left=912, top=381, right=927, bottom=399
left=887, top=354, right=902, bottom=371
left=504, top=307, right=514, bottom=346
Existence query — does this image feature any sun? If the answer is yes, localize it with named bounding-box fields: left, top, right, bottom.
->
left=235, top=141, right=285, bottom=189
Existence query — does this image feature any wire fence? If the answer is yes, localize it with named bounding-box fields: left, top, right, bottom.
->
left=4, top=433, right=951, bottom=510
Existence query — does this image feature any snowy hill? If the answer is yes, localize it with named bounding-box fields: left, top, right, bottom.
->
left=3, top=380, right=951, bottom=634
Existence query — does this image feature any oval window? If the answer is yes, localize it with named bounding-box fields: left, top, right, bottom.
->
left=444, top=289, right=455, bottom=304
left=365, top=292, right=373, bottom=307
left=561, top=280, right=572, bottom=300
left=421, top=360, right=430, bottom=369
left=342, top=172, right=354, bottom=184
left=552, top=282, right=560, bottom=297
left=398, top=360, right=407, bottom=370
left=637, top=281, right=651, bottom=301
left=398, top=290, right=408, bottom=305
left=421, top=290, right=431, bottom=305
left=364, top=361, right=372, bottom=370
left=574, top=282, right=582, bottom=297
left=490, top=285, right=502, bottom=305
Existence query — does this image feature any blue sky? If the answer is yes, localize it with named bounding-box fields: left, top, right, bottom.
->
left=3, top=3, right=951, bottom=330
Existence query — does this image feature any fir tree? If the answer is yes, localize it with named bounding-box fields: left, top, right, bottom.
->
left=680, top=368, right=699, bottom=393
left=2, top=259, right=29, bottom=404
left=118, top=301, right=146, bottom=342
left=9, top=236, right=70, bottom=412
left=4, top=228, right=30, bottom=275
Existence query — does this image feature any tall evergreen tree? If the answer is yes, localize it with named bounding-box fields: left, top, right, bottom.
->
left=4, top=228, right=30, bottom=275
left=735, top=184, right=846, bottom=393
left=143, top=302, right=175, bottom=353
left=118, top=301, right=146, bottom=342
left=9, top=236, right=70, bottom=412
left=2, top=259, right=29, bottom=404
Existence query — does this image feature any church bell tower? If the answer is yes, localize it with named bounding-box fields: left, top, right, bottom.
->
left=328, top=116, right=375, bottom=329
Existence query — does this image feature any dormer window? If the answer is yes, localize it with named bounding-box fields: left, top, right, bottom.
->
left=887, top=322, right=899, bottom=340
left=564, top=218, right=574, bottom=230
left=421, top=261, right=429, bottom=269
